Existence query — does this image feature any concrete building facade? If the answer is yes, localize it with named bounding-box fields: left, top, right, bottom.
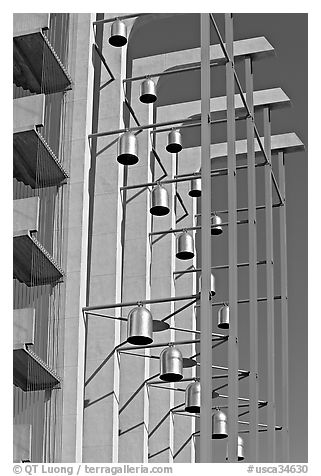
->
left=13, top=13, right=306, bottom=464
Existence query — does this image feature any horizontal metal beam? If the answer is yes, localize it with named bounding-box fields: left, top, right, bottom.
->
left=195, top=295, right=282, bottom=308
left=93, top=13, right=147, bottom=25
left=118, top=338, right=203, bottom=352
left=82, top=294, right=198, bottom=312
left=218, top=394, right=267, bottom=405
left=149, top=219, right=248, bottom=236
left=88, top=114, right=247, bottom=139
left=123, top=61, right=220, bottom=83
left=173, top=260, right=267, bottom=276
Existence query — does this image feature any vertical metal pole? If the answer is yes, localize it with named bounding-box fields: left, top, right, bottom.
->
left=263, top=106, right=276, bottom=461
left=200, top=12, right=212, bottom=463
left=245, top=56, right=259, bottom=462
left=278, top=151, right=290, bottom=461
left=225, top=13, right=239, bottom=463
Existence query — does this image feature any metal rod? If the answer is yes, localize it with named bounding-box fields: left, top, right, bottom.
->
left=148, top=384, right=185, bottom=392
left=168, top=326, right=225, bottom=338
left=194, top=295, right=282, bottom=308
left=147, top=378, right=197, bottom=385
left=119, top=351, right=160, bottom=361
left=174, top=161, right=266, bottom=180
left=225, top=13, right=239, bottom=463
left=122, top=60, right=220, bottom=83
left=153, top=114, right=247, bottom=134
left=278, top=150, right=290, bottom=462
left=149, top=219, right=248, bottom=236
left=173, top=260, right=266, bottom=275
left=264, top=106, right=276, bottom=461
left=245, top=55, right=259, bottom=463
left=197, top=364, right=249, bottom=376
left=118, top=338, right=201, bottom=352
left=200, top=13, right=212, bottom=464
left=271, top=169, right=284, bottom=206
left=93, top=13, right=148, bottom=25
left=238, top=421, right=282, bottom=430
left=194, top=203, right=282, bottom=217
left=218, top=394, right=267, bottom=405
left=85, top=311, right=127, bottom=322
left=161, top=298, right=197, bottom=322
left=89, top=114, right=249, bottom=140
left=88, top=116, right=206, bottom=139
left=82, top=294, right=199, bottom=312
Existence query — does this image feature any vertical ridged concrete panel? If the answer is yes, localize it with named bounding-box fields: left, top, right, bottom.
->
left=83, top=14, right=135, bottom=463
left=59, top=13, right=95, bottom=463
left=117, top=51, right=166, bottom=464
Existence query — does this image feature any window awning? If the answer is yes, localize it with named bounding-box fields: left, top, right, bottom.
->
left=13, top=127, right=69, bottom=188
left=13, top=343, right=61, bottom=391
left=13, top=230, right=64, bottom=286
left=13, top=29, right=72, bottom=94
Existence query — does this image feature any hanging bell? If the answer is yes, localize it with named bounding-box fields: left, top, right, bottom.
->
left=226, top=436, right=245, bottom=461
left=211, top=214, right=223, bottom=235
left=117, top=131, right=138, bottom=165
left=218, top=304, right=229, bottom=329
left=237, top=436, right=245, bottom=461
left=185, top=381, right=201, bottom=413
left=176, top=231, right=195, bottom=260
left=150, top=184, right=170, bottom=216
left=127, top=305, right=153, bottom=345
left=198, top=273, right=216, bottom=296
left=108, top=19, right=128, bottom=47
left=212, top=410, right=228, bottom=439
left=140, top=78, right=157, bottom=104
left=159, top=345, right=183, bottom=382
left=166, top=129, right=182, bottom=153
left=188, top=177, right=201, bottom=197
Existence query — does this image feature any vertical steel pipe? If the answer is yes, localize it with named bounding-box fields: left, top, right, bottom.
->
left=245, top=56, right=259, bottom=462
left=264, top=106, right=276, bottom=461
left=200, top=12, right=212, bottom=463
left=278, top=150, right=290, bottom=461
left=225, top=13, right=239, bottom=463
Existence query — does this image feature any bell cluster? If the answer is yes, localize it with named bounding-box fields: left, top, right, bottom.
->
left=108, top=17, right=243, bottom=460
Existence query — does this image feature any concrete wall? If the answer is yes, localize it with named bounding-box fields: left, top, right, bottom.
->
left=82, top=14, right=135, bottom=463
left=59, top=13, right=95, bottom=463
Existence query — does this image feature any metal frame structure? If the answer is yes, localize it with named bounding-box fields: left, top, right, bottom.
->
left=83, top=12, right=303, bottom=463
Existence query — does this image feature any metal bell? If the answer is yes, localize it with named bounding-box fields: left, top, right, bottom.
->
left=199, top=273, right=216, bottom=296
left=185, top=381, right=201, bottom=413
left=108, top=19, right=128, bottom=47
left=117, top=131, right=138, bottom=165
left=211, top=214, right=223, bottom=235
left=166, top=129, right=182, bottom=153
left=188, top=177, right=201, bottom=197
left=176, top=231, right=195, bottom=260
left=150, top=184, right=170, bottom=216
left=237, top=436, right=245, bottom=461
left=159, top=345, right=183, bottom=382
left=140, top=78, right=157, bottom=104
left=127, top=305, right=153, bottom=345
left=226, top=436, right=245, bottom=461
left=218, top=304, right=229, bottom=329
left=212, top=410, right=228, bottom=439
